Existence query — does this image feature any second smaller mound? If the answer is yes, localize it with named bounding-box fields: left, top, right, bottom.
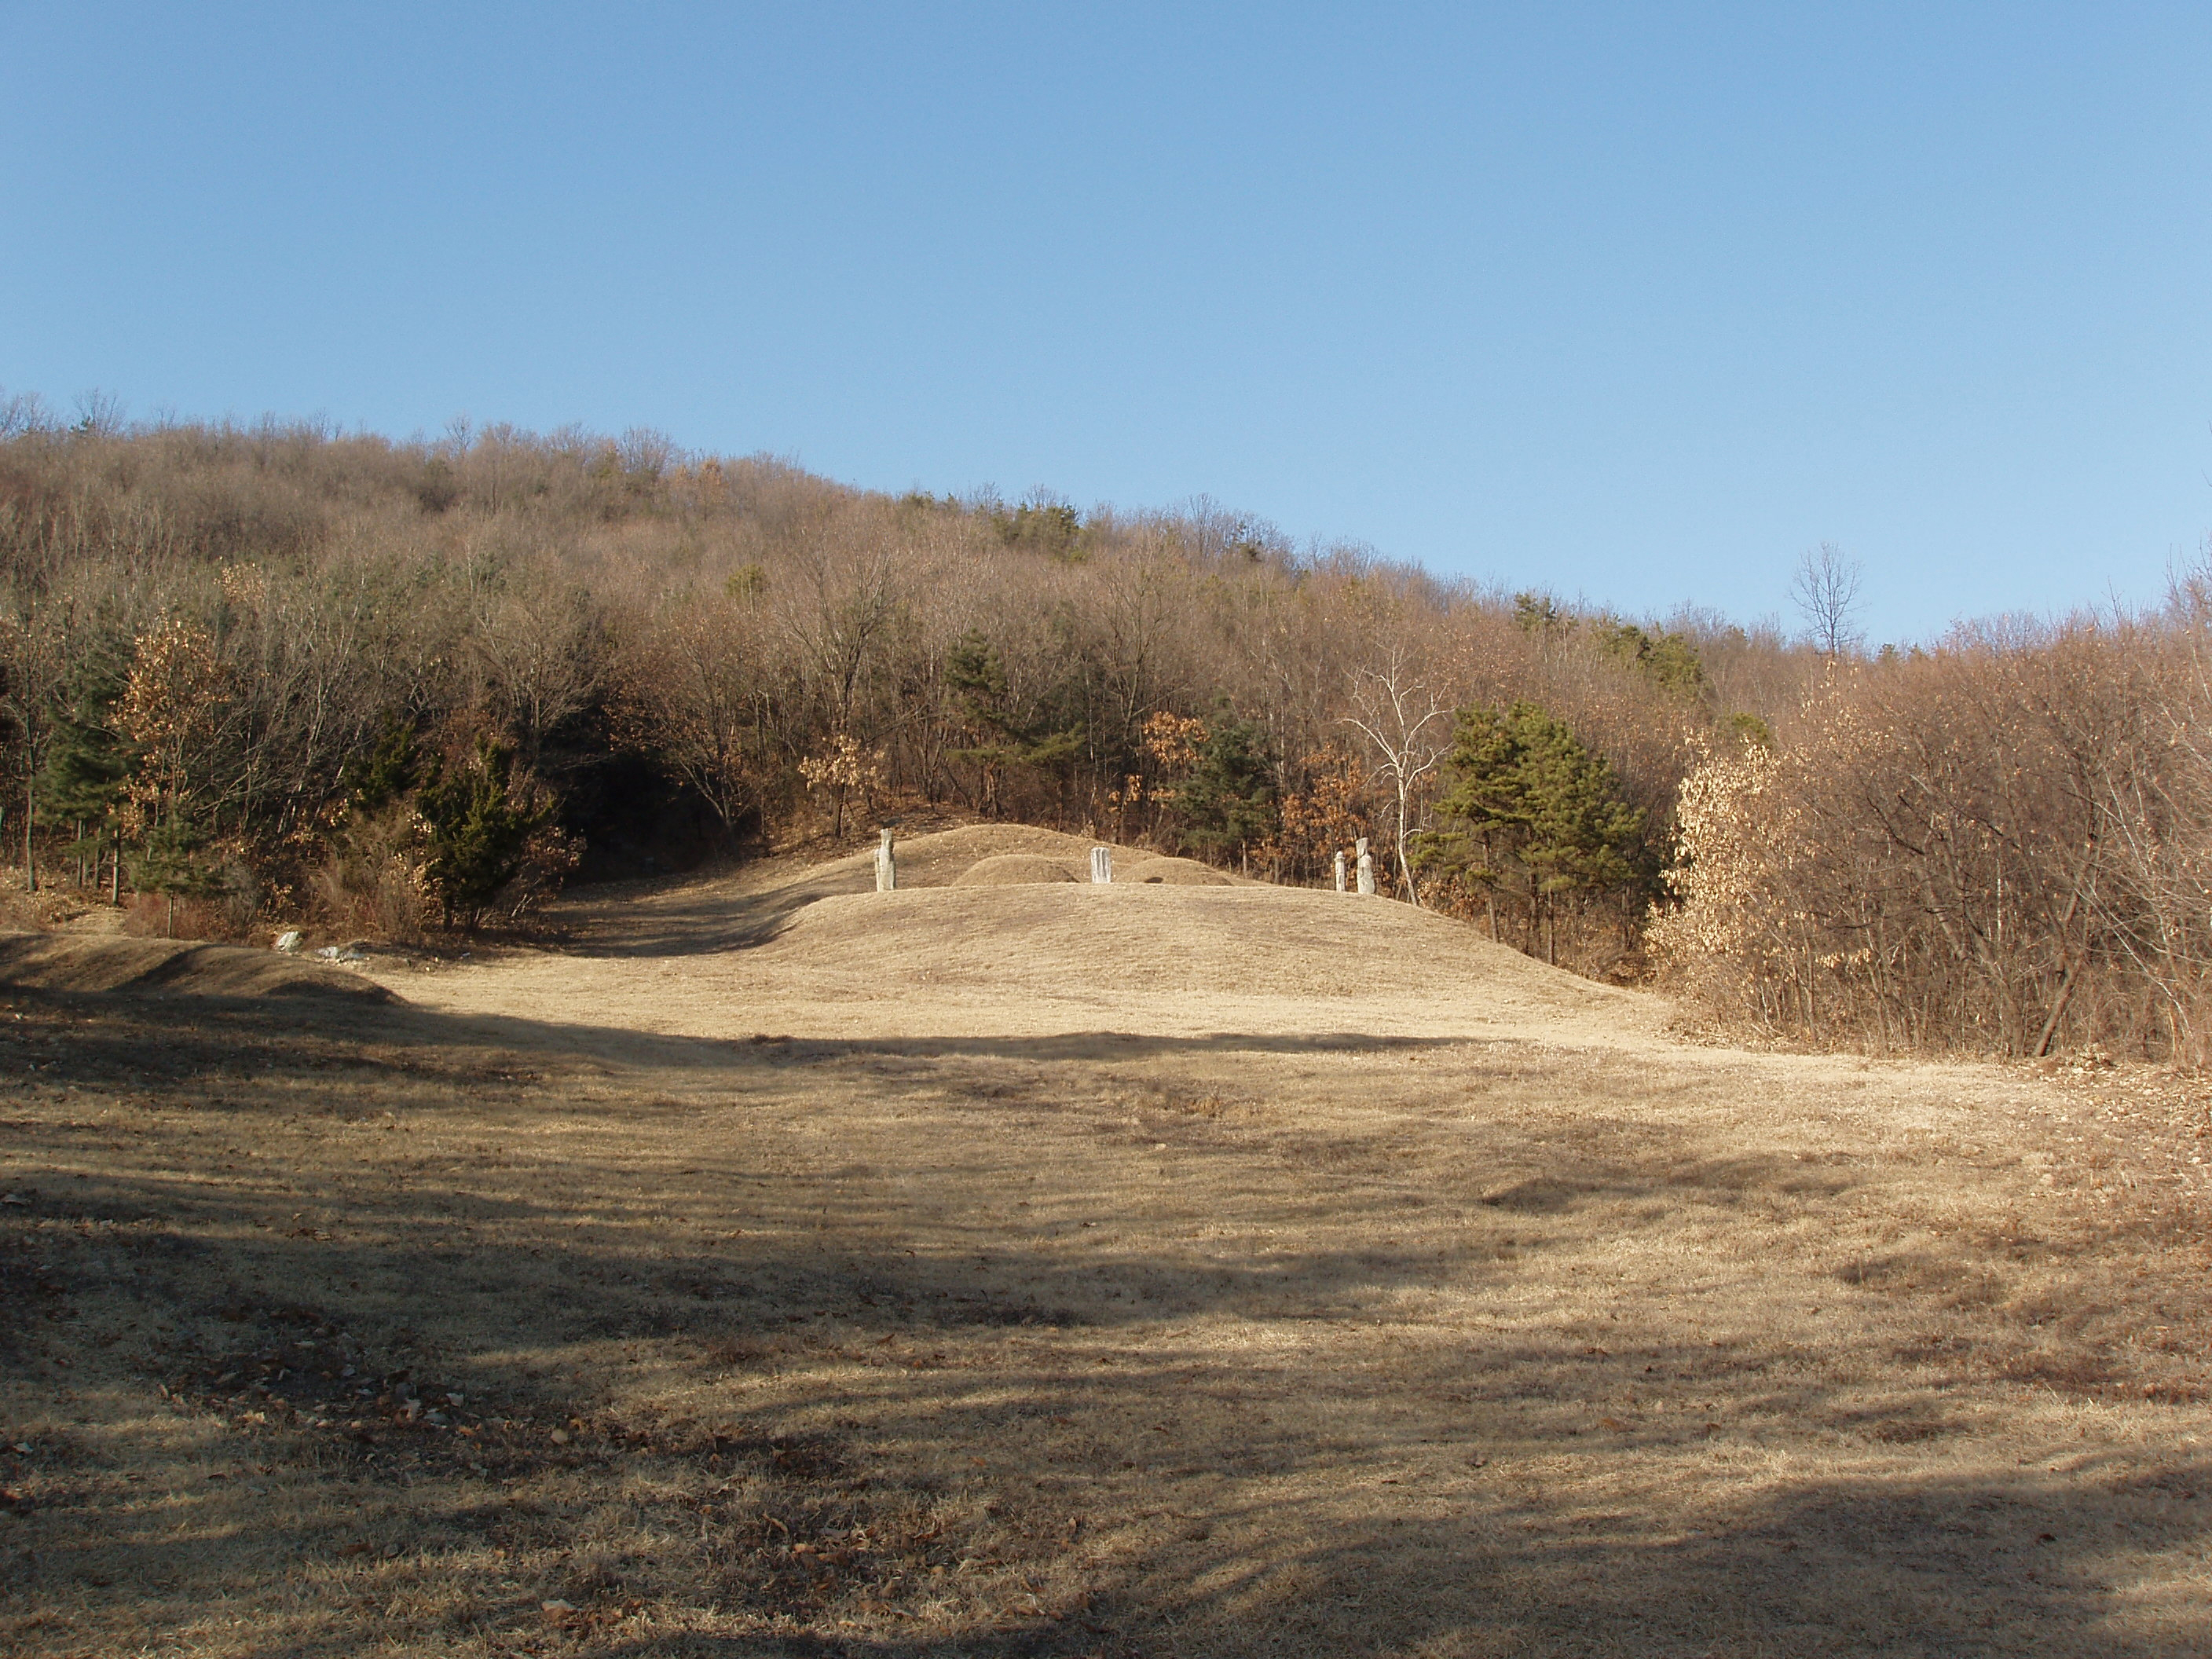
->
left=952, top=853, right=1081, bottom=886
left=1115, top=855, right=1232, bottom=886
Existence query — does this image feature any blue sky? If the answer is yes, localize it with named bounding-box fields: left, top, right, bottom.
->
left=4, top=2, right=2208, bottom=643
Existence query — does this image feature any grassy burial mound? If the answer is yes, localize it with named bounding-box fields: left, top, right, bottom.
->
left=771, top=827, right=1636, bottom=1033
left=416, top=824, right=1646, bottom=1046
left=775, top=881, right=1628, bottom=1016
left=1112, top=855, right=1233, bottom=884
left=951, top=852, right=1080, bottom=885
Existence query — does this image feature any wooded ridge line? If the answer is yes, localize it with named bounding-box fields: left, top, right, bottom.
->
left=2, top=401, right=2204, bottom=1061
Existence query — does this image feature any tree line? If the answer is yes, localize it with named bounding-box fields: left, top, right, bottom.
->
left=9, top=393, right=2208, bottom=1063
left=0, top=398, right=1754, bottom=963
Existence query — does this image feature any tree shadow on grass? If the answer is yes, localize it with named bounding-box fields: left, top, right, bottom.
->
left=548, top=866, right=870, bottom=959
left=547, top=1445, right=2212, bottom=1659
left=20, top=980, right=1490, bottom=1075
left=6, top=987, right=2210, bottom=1657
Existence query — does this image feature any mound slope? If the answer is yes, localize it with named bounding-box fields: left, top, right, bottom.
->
left=781, top=881, right=1628, bottom=1015
left=0, top=932, right=398, bottom=1002
left=397, top=825, right=1649, bottom=1047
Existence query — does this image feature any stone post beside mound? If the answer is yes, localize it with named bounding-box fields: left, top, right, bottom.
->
left=1356, top=837, right=1375, bottom=895
left=875, top=830, right=896, bottom=892
left=1090, top=846, right=1113, bottom=883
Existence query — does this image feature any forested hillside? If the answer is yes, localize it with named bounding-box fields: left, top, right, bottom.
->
left=4, top=394, right=2209, bottom=1062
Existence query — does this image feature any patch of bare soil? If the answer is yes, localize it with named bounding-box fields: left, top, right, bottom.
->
left=3, top=828, right=2209, bottom=1656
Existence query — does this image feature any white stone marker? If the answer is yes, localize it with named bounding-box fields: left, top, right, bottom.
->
left=1090, top=845, right=1113, bottom=883
left=1355, top=837, right=1375, bottom=895
left=1333, top=851, right=1346, bottom=892
left=875, top=830, right=896, bottom=892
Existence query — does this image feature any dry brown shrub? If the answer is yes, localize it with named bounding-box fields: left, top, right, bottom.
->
left=118, top=892, right=244, bottom=941
left=310, top=808, right=431, bottom=943
left=1657, top=619, right=2212, bottom=1059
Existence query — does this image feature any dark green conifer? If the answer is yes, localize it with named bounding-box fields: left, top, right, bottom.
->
left=1419, top=701, right=1652, bottom=960
left=1174, top=710, right=1278, bottom=863
left=131, top=812, right=223, bottom=936
left=416, top=735, right=551, bottom=931
left=37, top=668, right=130, bottom=897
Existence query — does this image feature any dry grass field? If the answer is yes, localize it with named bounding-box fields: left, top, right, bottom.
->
left=2, top=826, right=2210, bottom=1657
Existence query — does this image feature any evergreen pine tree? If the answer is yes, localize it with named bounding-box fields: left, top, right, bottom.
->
left=417, top=735, right=551, bottom=931
left=37, top=668, right=130, bottom=898
left=944, top=632, right=1088, bottom=817
left=339, top=714, right=422, bottom=815
left=131, top=811, right=222, bottom=936
left=1175, top=710, right=1278, bottom=862
left=1419, top=701, right=1651, bottom=960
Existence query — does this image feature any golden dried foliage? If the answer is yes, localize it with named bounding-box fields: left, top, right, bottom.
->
left=799, top=733, right=888, bottom=797
left=115, top=617, right=233, bottom=828
left=1655, top=628, right=2212, bottom=1060
left=1141, top=711, right=1207, bottom=774
left=1269, top=742, right=1373, bottom=881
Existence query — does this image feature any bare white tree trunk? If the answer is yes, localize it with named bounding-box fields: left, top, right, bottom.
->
left=1342, top=657, right=1452, bottom=906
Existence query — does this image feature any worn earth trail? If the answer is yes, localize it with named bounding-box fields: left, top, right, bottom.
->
left=2, top=826, right=2209, bottom=1656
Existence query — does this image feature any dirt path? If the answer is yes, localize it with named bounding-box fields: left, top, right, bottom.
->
left=5, top=831, right=2210, bottom=1656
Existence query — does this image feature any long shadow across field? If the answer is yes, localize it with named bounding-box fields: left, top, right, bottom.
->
left=548, top=864, right=874, bottom=958
left=20, top=1196, right=2203, bottom=1653
left=564, top=1437, right=2212, bottom=1658
left=7, top=987, right=2210, bottom=1656
left=23, top=983, right=1483, bottom=1070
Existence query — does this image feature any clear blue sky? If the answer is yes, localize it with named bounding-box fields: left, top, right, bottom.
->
left=4, top=3, right=2208, bottom=643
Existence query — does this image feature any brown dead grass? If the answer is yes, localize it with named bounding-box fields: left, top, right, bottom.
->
left=953, top=854, right=1081, bottom=886
left=3, top=826, right=2210, bottom=1656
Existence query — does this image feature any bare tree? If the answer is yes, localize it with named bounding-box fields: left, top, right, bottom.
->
left=1342, top=655, right=1453, bottom=906
left=468, top=566, right=602, bottom=774
left=0, top=598, right=71, bottom=891
left=611, top=583, right=773, bottom=844
left=781, top=511, right=909, bottom=739
left=1790, top=542, right=1866, bottom=657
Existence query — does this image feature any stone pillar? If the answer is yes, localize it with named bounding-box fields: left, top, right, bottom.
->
left=1355, top=837, right=1375, bottom=895
left=1090, top=846, right=1113, bottom=883
left=875, top=830, right=896, bottom=892
left=1333, top=850, right=1347, bottom=892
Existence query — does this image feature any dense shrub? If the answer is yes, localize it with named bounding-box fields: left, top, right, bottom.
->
left=1654, top=616, right=2212, bottom=1060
